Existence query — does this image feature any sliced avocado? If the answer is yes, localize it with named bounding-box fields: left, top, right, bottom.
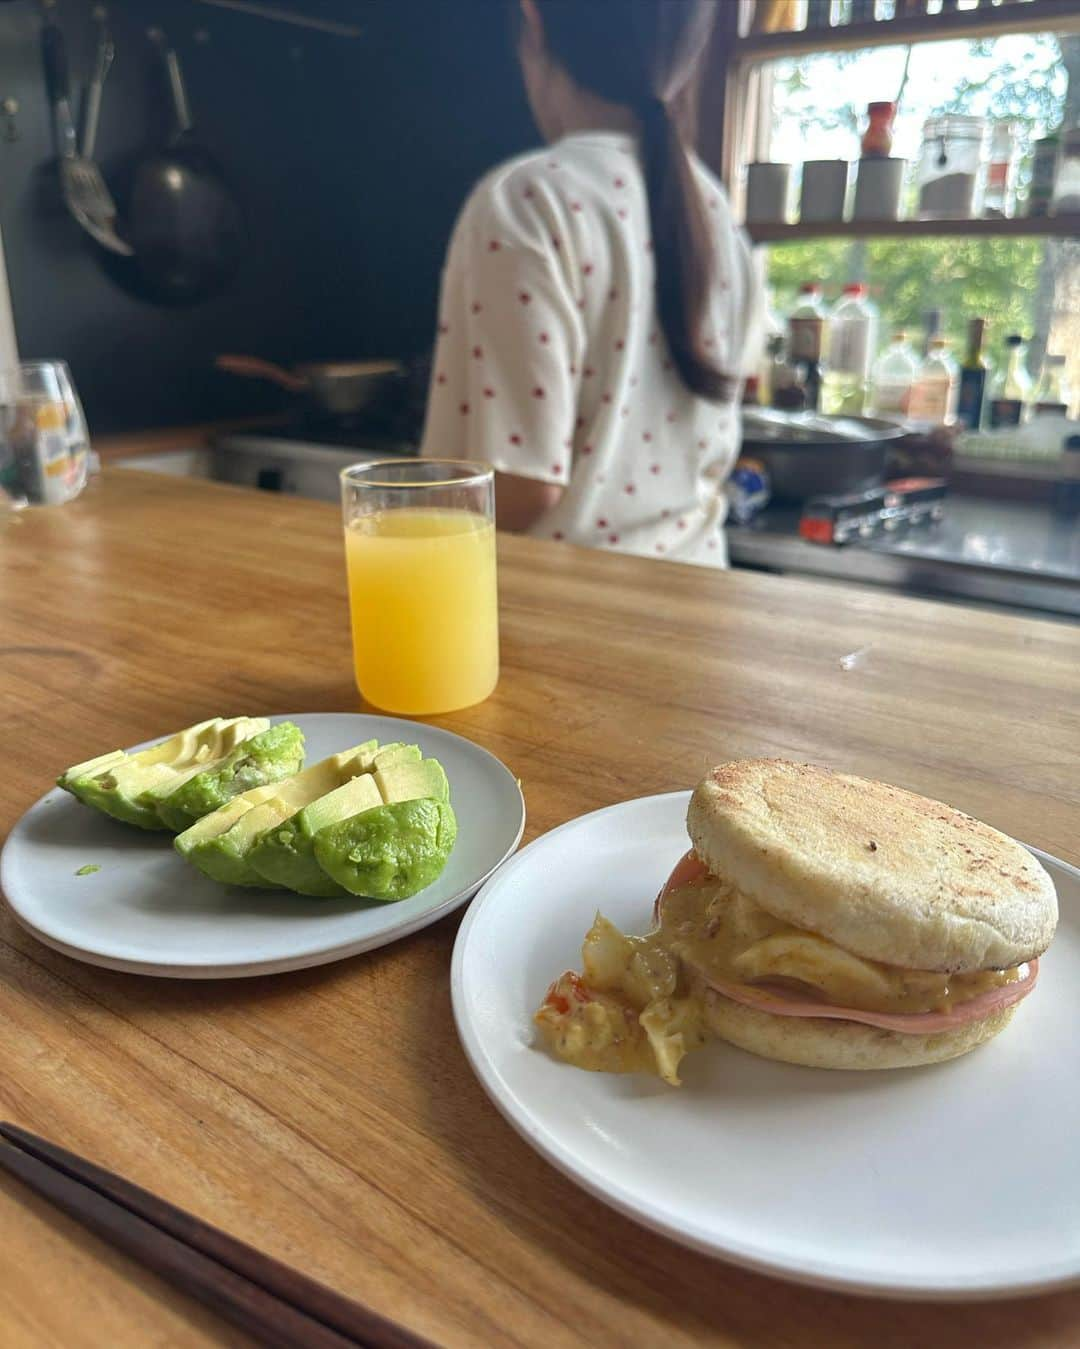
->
left=58, top=748, right=127, bottom=789
left=87, top=717, right=266, bottom=826
left=59, top=719, right=225, bottom=796
left=64, top=718, right=265, bottom=830
left=374, top=758, right=449, bottom=805
left=156, top=722, right=305, bottom=833
left=248, top=773, right=384, bottom=896
left=350, top=739, right=380, bottom=771
left=184, top=746, right=373, bottom=887
left=173, top=779, right=288, bottom=860
left=313, top=798, right=458, bottom=901
left=248, top=753, right=451, bottom=897
left=371, top=743, right=421, bottom=771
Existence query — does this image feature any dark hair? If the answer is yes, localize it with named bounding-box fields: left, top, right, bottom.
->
left=533, top=0, right=735, bottom=402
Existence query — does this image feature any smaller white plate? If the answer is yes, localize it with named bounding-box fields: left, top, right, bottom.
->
left=452, top=791, right=1080, bottom=1299
left=2, top=713, right=524, bottom=978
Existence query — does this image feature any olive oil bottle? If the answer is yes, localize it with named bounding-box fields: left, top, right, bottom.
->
left=957, top=317, right=988, bottom=430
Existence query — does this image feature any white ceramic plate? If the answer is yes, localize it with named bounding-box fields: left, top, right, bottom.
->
left=452, top=791, right=1080, bottom=1299
left=2, top=713, right=524, bottom=978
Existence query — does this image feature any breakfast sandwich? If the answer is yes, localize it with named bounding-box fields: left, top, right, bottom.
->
left=536, top=760, right=1058, bottom=1083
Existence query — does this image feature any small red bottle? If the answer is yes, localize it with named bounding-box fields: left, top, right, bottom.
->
left=862, top=102, right=896, bottom=158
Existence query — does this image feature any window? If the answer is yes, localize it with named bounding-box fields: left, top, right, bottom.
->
left=759, top=30, right=1078, bottom=386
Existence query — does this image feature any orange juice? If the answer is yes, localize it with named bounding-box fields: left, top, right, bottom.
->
left=344, top=507, right=498, bottom=714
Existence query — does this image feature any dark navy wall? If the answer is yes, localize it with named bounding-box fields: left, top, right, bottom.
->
left=0, top=0, right=536, bottom=432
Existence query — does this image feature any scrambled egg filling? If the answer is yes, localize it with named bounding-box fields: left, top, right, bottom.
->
left=534, top=871, right=1020, bottom=1085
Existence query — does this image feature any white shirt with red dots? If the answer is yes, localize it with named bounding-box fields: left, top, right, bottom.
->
left=420, top=131, right=764, bottom=565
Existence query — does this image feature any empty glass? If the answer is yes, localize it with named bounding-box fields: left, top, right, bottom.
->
left=0, top=361, right=89, bottom=504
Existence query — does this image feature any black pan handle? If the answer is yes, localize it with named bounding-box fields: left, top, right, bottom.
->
left=148, top=28, right=193, bottom=137
left=164, top=48, right=194, bottom=135
left=42, top=17, right=77, bottom=158
left=42, top=19, right=71, bottom=105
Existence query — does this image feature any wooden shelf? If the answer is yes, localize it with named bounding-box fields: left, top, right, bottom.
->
left=746, top=213, right=1080, bottom=242
left=734, top=0, right=1080, bottom=64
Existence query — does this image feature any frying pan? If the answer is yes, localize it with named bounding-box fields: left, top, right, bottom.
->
left=127, top=35, right=246, bottom=304
left=216, top=355, right=405, bottom=418
left=741, top=410, right=911, bottom=502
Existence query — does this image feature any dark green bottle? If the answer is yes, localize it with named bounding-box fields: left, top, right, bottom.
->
left=956, top=317, right=988, bottom=430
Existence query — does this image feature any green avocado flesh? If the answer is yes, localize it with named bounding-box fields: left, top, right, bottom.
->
left=248, top=753, right=450, bottom=896
left=155, top=722, right=305, bottom=833
left=374, top=759, right=449, bottom=806
left=247, top=774, right=383, bottom=896
left=372, top=743, right=421, bottom=770
left=61, top=718, right=267, bottom=831
left=173, top=781, right=287, bottom=857
left=179, top=744, right=376, bottom=887
left=313, top=798, right=458, bottom=901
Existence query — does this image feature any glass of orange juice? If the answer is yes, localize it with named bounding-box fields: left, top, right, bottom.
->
left=340, top=459, right=499, bottom=715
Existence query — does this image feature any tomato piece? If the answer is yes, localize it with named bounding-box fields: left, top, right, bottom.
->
left=541, top=971, right=595, bottom=1015
left=544, top=988, right=570, bottom=1015
left=653, top=850, right=711, bottom=919
left=663, top=850, right=710, bottom=892
left=567, top=971, right=593, bottom=1002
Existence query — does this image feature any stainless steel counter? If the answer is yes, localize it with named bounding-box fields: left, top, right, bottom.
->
left=728, top=495, right=1080, bottom=619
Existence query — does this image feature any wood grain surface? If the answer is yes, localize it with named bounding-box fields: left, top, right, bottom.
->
left=1, top=470, right=1078, bottom=1347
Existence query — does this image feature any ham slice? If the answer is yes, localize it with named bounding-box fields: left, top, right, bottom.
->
left=654, top=854, right=1040, bottom=1033
left=698, top=960, right=1038, bottom=1034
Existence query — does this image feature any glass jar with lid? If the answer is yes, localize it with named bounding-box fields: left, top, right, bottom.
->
left=917, top=115, right=986, bottom=219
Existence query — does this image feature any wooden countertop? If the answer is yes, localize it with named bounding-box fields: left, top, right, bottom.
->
left=2, top=471, right=1078, bottom=1346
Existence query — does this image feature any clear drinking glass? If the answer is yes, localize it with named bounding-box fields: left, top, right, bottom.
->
left=340, top=459, right=499, bottom=715
left=0, top=360, right=89, bottom=504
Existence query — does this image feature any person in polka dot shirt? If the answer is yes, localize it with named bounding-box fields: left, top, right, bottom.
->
left=420, top=0, right=764, bottom=566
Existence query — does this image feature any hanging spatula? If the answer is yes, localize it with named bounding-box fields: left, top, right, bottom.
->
left=42, top=11, right=132, bottom=256
left=81, top=10, right=114, bottom=163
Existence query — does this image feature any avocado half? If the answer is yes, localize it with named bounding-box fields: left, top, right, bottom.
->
left=60, top=717, right=268, bottom=831
left=249, top=751, right=450, bottom=897
left=155, top=722, right=306, bottom=833
left=177, top=742, right=378, bottom=887
left=313, top=797, right=458, bottom=902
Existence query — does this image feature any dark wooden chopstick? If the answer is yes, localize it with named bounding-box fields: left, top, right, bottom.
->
left=0, top=1122, right=436, bottom=1349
